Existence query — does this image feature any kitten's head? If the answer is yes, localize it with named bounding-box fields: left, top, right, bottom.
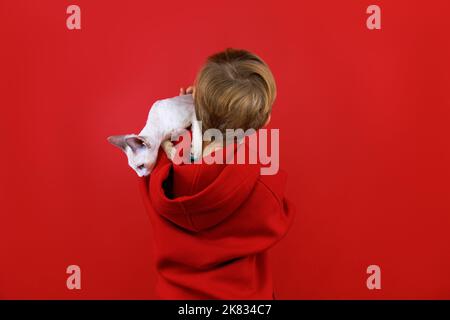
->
left=107, top=134, right=159, bottom=177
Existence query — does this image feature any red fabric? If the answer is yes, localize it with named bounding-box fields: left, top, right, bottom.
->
left=138, top=142, right=294, bottom=299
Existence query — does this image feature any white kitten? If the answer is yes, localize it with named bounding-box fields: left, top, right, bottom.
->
left=108, top=94, right=202, bottom=177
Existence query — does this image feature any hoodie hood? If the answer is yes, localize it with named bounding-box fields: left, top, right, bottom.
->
left=148, top=144, right=261, bottom=232
left=138, top=141, right=294, bottom=299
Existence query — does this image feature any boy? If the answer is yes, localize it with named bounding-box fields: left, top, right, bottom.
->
left=139, top=48, right=294, bottom=299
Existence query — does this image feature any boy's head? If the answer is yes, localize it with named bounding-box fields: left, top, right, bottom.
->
left=193, top=48, right=277, bottom=134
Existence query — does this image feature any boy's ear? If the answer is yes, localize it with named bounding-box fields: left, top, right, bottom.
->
left=107, top=135, right=150, bottom=152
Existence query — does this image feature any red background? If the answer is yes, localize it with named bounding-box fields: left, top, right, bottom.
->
left=1, top=0, right=449, bottom=299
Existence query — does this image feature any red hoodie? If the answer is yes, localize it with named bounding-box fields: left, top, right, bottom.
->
left=138, top=141, right=294, bottom=299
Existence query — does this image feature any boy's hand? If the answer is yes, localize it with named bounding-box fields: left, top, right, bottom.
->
left=179, top=86, right=194, bottom=96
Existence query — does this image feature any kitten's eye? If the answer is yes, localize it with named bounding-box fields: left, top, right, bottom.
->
left=137, top=164, right=145, bottom=170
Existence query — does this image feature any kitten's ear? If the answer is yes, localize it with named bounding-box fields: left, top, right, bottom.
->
left=107, top=135, right=128, bottom=151
left=125, top=136, right=150, bottom=152
left=107, top=135, right=149, bottom=152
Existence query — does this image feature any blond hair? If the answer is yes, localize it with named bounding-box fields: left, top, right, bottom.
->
left=194, top=48, right=277, bottom=134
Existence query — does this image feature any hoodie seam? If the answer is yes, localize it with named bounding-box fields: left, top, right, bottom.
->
left=177, top=199, right=196, bottom=231
left=257, top=178, right=283, bottom=209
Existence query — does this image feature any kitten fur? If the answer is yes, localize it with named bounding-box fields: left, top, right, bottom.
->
left=108, top=94, right=201, bottom=177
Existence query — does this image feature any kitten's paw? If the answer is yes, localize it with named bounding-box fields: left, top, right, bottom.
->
left=161, top=140, right=176, bottom=160
left=167, top=147, right=177, bottom=161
